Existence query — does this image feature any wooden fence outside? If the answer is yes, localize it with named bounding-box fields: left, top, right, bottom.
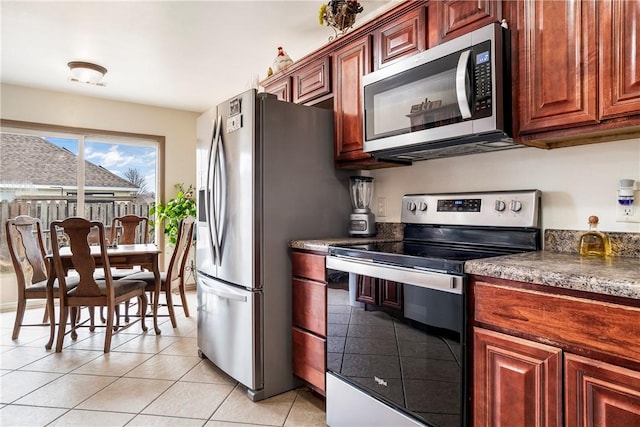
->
left=0, top=198, right=154, bottom=269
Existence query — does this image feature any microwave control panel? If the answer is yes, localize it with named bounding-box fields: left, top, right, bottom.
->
left=472, top=40, right=493, bottom=117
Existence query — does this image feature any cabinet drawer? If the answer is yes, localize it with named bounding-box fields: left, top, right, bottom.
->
left=474, top=281, right=640, bottom=362
left=292, top=278, right=327, bottom=336
left=292, top=326, right=326, bottom=394
left=291, top=251, right=326, bottom=282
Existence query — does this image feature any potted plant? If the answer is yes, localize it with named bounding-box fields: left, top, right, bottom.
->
left=150, top=183, right=196, bottom=245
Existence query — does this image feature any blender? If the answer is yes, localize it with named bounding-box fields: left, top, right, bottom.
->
left=349, top=176, right=376, bottom=237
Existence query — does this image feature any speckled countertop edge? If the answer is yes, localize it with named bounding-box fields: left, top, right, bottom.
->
left=289, top=222, right=403, bottom=253
left=465, top=251, right=640, bottom=300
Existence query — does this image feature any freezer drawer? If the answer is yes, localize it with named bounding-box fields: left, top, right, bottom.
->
left=197, top=274, right=262, bottom=390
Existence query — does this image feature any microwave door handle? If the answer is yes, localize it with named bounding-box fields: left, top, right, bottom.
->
left=455, top=49, right=473, bottom=119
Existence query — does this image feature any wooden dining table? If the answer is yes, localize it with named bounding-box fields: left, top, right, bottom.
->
left=45, top=243, right=163, bottom=350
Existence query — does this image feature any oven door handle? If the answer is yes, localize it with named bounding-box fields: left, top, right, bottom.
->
left=326, top=256, right=463, bottom=294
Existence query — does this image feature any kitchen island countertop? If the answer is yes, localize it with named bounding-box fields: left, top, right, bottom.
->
left=465, top=250, right=640, bottom=300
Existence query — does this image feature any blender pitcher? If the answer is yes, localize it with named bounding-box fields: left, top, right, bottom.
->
left=349, top=176, right=376, bottom=237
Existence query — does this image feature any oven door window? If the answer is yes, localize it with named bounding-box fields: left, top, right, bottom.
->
left=328, top=277, right=464, bottom=426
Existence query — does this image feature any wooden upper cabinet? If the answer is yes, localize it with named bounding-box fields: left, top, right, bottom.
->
left=434, top=0, right=503, bottom=43
left=565, top=353, right=640, bottom=427
left=333, top=35, right=372, bottom=164
left=517, top=0, right=598, bottom=134
left=262, top=75, right=291, bottom=102
left=373, top=7, right=426, bottom=70
left=473, top=327, right=563, bottom=427
left=598, top=0, right=640, bottom=120
left=292, top=56, right=331, bottom=104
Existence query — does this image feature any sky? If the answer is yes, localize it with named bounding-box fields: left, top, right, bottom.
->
left=46, top=137, right=157, bottom=194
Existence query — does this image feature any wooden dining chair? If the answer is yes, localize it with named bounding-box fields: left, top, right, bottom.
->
left=111, top=214, right=149, bottom=245
left=5, top=215, right=79, bottom=340
left=50, top=217, right=148, bottom=352
left=124, top=215, right=195, bottom=327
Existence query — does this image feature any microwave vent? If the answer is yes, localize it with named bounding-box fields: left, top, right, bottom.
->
left=374, top=135, right=523, bottom=163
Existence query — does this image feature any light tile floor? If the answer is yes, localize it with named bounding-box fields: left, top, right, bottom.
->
left=0, top=290, right=326, bottom=427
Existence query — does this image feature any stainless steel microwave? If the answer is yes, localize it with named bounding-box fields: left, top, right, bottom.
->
left=362, top=23, right=521, bottom=162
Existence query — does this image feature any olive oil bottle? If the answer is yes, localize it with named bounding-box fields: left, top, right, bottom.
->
left=579, top=215, right=612, bottom=256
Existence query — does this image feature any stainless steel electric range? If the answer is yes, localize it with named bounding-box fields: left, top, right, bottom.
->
left=325, top=190, right=541, bottom=427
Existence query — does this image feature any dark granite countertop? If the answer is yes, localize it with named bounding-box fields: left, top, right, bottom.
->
left=465, top=251, right=640, bottom=300
left=291, top=226, right=640, bottom=300
left=289, top=236, right=400, bottom=253
left=289, top=223, right=403, bottom=253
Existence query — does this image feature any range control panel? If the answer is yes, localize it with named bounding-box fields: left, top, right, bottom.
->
left=402, top=190, right=541, bottom=228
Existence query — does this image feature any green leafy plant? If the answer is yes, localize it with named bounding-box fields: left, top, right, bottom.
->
left=150, top=183, right=196, bottom=245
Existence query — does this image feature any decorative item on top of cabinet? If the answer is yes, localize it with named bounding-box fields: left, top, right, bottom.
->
left=431, top=0, right=503, bottom=44
left=372, top=6, right=426, bottom=70
left=272, top=46, right=293, bottom=74
left=319, top=0, right=364, bottom=41
left=515, top=0, right=640, bottom=148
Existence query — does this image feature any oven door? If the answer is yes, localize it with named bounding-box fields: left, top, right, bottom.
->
left=326, top=256, right=467, bottom=427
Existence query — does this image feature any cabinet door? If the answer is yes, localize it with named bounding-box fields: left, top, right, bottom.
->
left=355, top=275, right=376, bottom=305
left=435, top=0, right=502, bottom=43
left=333, top=35, right=372, bottom=164
left=473, top=327, right=562, bottom=427
left=378, top=280, right=402, bottom=311
left=263, top=75, right=291, bottom=102
left=565, top=353, right=640, bottom=427
left=599, top=0, right=640, bottom=120
left=373, top=7, right=426, bottom=70
left=292, top=56, right=331, bottom=104
left=517, top=0, right=598, bottom=134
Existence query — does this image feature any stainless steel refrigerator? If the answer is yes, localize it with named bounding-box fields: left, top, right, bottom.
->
left=196, top=89, right=351, bottom=401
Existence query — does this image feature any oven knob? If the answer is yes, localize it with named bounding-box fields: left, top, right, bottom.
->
left=418, top=202, right=427, bottom=211
left=407, top=201, right=417, bottom=212
left=509, top=200, right=523, bottom=212
left=494, top=200, right=506, bottom=212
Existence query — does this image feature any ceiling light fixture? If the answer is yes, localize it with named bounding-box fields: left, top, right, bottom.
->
left=67, top=61, right=107, bottom=86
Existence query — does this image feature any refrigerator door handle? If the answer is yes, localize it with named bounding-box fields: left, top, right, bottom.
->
left=216, top=119, right=227, bottom=261
left=211, top=117, right=225, bottom=266
left=199, top=278, right=248, bottom=302
left=206, top=118, right=220, bottom=265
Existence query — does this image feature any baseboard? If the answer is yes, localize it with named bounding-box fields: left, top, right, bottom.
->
left=0, top=300, right=47, bottom=313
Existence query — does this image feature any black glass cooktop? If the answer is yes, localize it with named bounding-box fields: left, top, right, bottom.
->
left=328, top=241, right=513, bottom=275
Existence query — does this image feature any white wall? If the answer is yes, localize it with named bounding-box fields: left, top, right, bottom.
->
left=1, top=84, right=200, bottom=196
left=0, top=84, right=200, bottom=310
left=371, top=138, right=640, bottom=234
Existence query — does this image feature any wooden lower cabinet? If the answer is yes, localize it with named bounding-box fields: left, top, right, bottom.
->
left=291, top=249, right=327, bottom=395
left=472, top=276, right=640, bottom=427
left=473, top=327, right=562, bottom=427
left=565, top=353, right=640, bottom=427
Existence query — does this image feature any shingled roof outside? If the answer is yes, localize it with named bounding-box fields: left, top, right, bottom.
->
left=1, top=133, right=139, bottom=191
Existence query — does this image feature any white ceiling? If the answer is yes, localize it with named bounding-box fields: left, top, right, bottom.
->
left=1, top=0, right=395, bottom=114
